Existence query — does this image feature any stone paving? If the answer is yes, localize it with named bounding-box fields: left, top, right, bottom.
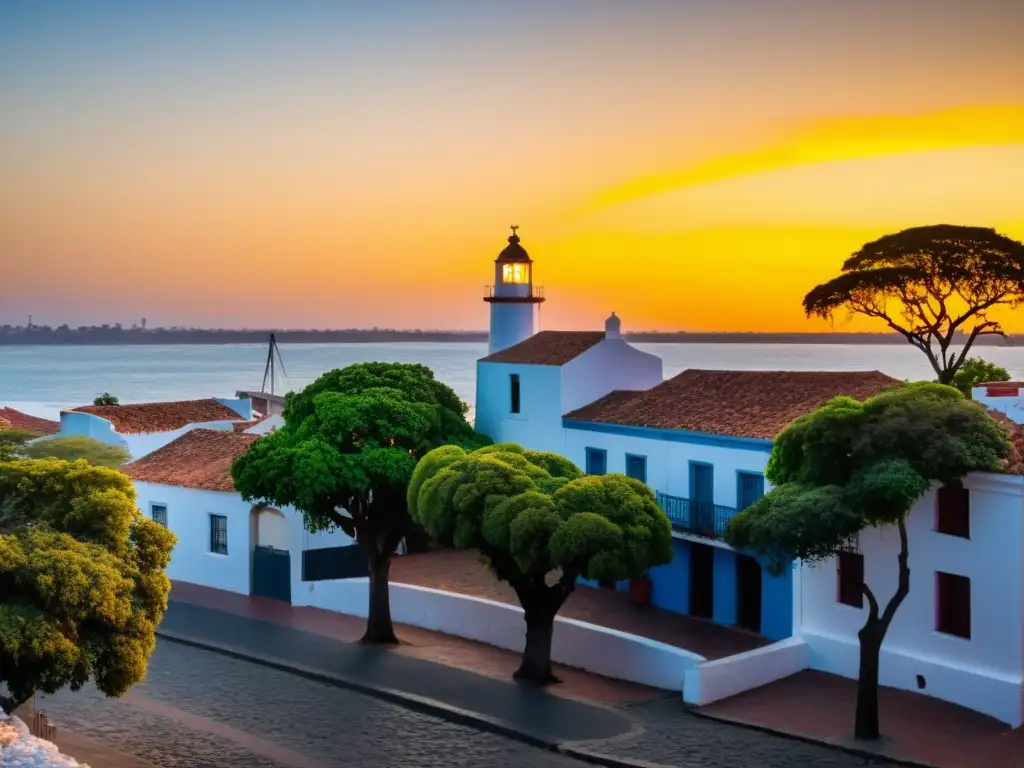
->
left=37, top=640, right=591, bottom=768
left=584, top=696, right=891, bottom=768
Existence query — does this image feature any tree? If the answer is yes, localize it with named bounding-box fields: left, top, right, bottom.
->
left=231, top=362, right=489, bottom=644
left=0, top=429, right=35, bottom=463
left=950, top=356, right=1011, bottom=398
left=409, top=443, right=673, bottom=683
left=804, top=225, right=1024, bottom=384
left=724, top=383, right=1010, bottom=741
left=94, top=393, right=119, bottom=406
left=20, top=436, right=130, bottom=468
left=0, top=458, right=176, bottom=712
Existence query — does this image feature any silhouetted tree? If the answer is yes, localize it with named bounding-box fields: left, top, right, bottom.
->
left=804, top=225, right=1024, bottom=384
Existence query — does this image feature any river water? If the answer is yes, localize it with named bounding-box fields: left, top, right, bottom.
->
left=2, top=341, right=1023, bottom=421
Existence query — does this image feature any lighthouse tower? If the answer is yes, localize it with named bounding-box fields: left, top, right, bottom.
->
left=484, top=226, right=544, bottom=355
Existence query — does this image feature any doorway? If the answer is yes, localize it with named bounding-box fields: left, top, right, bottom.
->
left=689, top=543, right=714, bottom=619
left=736, top=554, right=762, bottom=633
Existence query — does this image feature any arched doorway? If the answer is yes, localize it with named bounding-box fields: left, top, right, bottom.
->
left=250, top=506, right=291, bottom=603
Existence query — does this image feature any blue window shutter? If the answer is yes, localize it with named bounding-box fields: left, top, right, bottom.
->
left=586, top=448, right=606, bottom=475
left=626, top=455, right=647, bottom=483
left=738, top=473, right=765, bottom=509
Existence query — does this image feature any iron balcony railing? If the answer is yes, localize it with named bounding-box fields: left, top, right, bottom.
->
left=656, top=492, right=739, bottom=541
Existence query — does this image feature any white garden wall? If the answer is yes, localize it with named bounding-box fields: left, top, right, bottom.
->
left=682, top=636, right=809, bottom=706
left=293, top=578, right=705, bottom=690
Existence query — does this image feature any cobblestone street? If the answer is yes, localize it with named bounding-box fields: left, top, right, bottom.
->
left=582, top=697, right=894, bottom=768
left=31, top=638, right=914, bottom=768
left=35, top=640, right=588, bottom=768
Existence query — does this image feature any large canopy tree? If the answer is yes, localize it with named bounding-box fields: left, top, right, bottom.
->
left=725, top=383, right=1010, bottom=741
left=232, top=362, right=489, bottom=644
left=804, top=225, right=1024, bottom=384
left=0, top=458, right=176, bottom=712
left=409, top=443, right=673, bottom=683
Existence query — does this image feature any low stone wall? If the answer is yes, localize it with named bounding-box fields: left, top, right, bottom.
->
left=294, top=578, right=706, bottom=690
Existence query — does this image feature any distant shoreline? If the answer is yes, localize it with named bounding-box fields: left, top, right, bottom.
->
left=0, top=329, right=1019, bottom=347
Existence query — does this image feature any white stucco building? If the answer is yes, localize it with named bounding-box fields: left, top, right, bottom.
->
left=125, top=427, right=354, bottom=601
left=472, top=230, right=1024, bottom=726
left=56, top=397, right=255, bottom=460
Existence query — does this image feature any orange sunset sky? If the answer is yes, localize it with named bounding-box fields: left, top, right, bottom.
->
left=1, top=1, right=1022, bottom=332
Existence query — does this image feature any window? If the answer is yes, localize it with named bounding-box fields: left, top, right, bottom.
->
left=737, top=472, right=765, bottom=510
left=625, top=454, right=647, bottom=483
left=509, top=374, right=521, bottom=414
left=936, top=571, right=971, bottom=639
left=935, top=486, right=970, bottom=538
left=501, top=263, right=529, bottom=284
left=585, top=448, right=607, bottom=475
left=836, top=551, right=864, bottom=608
left=150, top=503, right=168, bottom=527
left=210, top=514, right=228, bottom=555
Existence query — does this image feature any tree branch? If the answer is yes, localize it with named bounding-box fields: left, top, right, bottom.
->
left=860, top=580, right=880, bottom=623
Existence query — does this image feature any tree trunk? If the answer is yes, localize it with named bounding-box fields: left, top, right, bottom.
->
left=854, top=621, right=884, bottom=740
left=514, top=607, right=559, bottom=684
left=852, top=518, right=911, bottom=742
left=362, top=556, right=398, bottom=644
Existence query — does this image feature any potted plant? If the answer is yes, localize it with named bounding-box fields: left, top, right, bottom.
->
left=629, top=571, right=652, bottom=606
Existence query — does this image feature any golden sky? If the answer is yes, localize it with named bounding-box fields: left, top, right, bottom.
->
left=1, top=2, right=1022, bottom=332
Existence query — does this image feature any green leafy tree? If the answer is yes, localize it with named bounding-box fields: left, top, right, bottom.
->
left=409, top=443, right=673, bottom=683
left=725, top=383, right=1010, bottom=741
left=0, top=458, right=176, bottom=712
left=0, top=428, right=35, bottom=463
left=21, top=436, right=130, bottom=468
left=93, top=393, right=119, bottom=406
left=231, top=362, right=489, bottom=644
left=804, top=225, right=1024, bottom=384
left=950, top=356, right=1011, bottom=398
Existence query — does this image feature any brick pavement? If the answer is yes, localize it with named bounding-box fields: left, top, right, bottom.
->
left=390, top=549, right=767, bottom=659
left=701, top=670, right=1024, bottom=768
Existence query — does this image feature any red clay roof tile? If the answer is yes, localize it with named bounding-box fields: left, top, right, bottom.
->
left=232, top=414, right=272, bottom=433
left=479, top=331, right=606, bottom=366
left=67, top=398, right=244, bottom=434
left=986, top=411, right=1024, bottom=475
left=564, top=369, right=902, bottom=440
left=124, top=429, right=259, bottom=491
left=0, top=408, right=61, bottom=435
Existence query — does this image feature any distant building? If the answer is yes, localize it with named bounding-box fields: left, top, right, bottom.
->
left=56, top=397, right=255, bottom=460
left=0, top=407, right=60, bottom=435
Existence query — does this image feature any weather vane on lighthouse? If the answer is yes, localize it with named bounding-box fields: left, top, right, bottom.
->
left=510, top=224, right=519, bottom=236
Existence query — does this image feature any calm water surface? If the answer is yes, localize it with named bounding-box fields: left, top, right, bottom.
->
left=3, top=341, right=1024, bottom=421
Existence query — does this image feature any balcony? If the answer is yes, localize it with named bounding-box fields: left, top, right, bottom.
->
left=656, top=492, right=739, bottom=541
left=483, top=285, right=545, bottom=302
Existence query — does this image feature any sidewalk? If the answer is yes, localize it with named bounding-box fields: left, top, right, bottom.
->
left=699, top=670, right=1024, bottom=768
left=158, top=597, right=638, bottom=747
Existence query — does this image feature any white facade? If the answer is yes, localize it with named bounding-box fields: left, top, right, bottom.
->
left=133, top=480, right=353, bottom=596
left=476, top=314, right=662, bottom=453
left=799, top=474, right=1024, bottom=726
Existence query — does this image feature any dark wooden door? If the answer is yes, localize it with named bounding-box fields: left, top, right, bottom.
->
left=689, top=543, right=715, bottom=619
left=736, top=554, right=762, bottom=633
left=252, top=545, right=292, bottom=603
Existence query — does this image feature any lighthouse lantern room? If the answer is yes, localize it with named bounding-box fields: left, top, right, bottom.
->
left=484, top=225, right=545, bottom=355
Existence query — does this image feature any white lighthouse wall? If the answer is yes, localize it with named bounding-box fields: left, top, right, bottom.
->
left=488, top=302, right=537, bottom=355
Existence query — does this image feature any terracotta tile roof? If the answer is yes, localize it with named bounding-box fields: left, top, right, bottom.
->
left=67, top=398, right=244, bottom=434
left=564, top=369, right=902, bottom=440
left=0, top=407, right=61, bottom=435
left=479, top=331, right=606, bottom=365
left=124, top=429, right=259, bottom=491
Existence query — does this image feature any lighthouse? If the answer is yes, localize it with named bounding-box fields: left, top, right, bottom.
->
left=484, top=226, right=545, bottom=355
